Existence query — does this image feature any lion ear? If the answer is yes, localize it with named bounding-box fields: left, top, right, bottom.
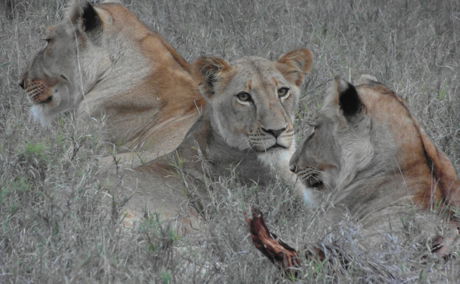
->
left=192, top=56, right=232, bottom=98
left=68, top=0, right=102, bottom=35
left=277, top=48, right=313, bottom=86
left=335, top=77, right=363, bottom=118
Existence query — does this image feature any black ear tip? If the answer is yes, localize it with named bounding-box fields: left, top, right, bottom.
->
left=337, top=79, right=361, bottom=117
left=82, top=2, right=101, bottom=32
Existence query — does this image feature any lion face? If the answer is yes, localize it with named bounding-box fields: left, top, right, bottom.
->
left=21, top=24, right=79, bottom=125
left=192, top=49, right=313, bottom=153
left=290, top=77, right=378, bottom=192
left=290, top=75, right=460, bottom=204
left=290, top=114, right=340, bottom=191
left=20, top=1, right=109, bottom=125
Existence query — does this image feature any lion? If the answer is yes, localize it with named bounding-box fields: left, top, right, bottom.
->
left=248, top=75, right=460, bottom=275
left=19, top=0, right=204, bottom=160
left=120, top=49, right=314, bottom=230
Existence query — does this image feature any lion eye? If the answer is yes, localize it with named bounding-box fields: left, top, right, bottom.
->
left=278, top=87, right=290, bottom=99
left=236, top=92, right=252, bottom=102
left=307, top=125, right=316, bottom=139
left=306, top=120, right=319, bottom=137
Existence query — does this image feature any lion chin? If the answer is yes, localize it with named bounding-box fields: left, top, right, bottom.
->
left=30, top=105, right=52, bottom=127
left=251, top=142, right=290, bottom=153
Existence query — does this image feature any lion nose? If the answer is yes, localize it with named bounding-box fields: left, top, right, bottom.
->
left=19, top=72, right=28, bottom=89
left=289, top=164, right=298, bottom=173
left=261, top=127, right=286, bottom=138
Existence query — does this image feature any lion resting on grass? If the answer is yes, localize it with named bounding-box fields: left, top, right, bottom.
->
left=248, top=76, right=460, bottom=275
left=121, top=49, right=314, bottom=231
left=20, top=0, right=204, bottom=159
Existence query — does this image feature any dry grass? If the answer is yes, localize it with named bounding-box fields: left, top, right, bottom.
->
left=1, top=0, right=459, bottom=282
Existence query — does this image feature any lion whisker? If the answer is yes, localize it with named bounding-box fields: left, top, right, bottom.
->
left=26, top=85, right=44, bottom=92
left=29, top=89, right=46, bottom=98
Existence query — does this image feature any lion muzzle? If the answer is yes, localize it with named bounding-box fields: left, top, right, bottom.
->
left=23, top=79, right=54, bottom=104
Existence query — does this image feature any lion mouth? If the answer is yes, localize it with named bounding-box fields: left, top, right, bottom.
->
left=251, top=143, right=288, bottom=153
left=249, top=138, right=291, bottom=152
left=297, top=167, right=324, bottom=189
left=249, top=131, right=293, bottom=153
left=265, top=143, right=288, bottom=151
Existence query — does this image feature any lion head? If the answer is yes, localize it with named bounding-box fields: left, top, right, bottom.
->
left=19, top=0, right=205, bottom=158
left=249, top=77, right=460, bottom=271
left=290, top=75, right=459, bottom=208
left=19, top=0, right=116, bottom=125
left=192, top=49, right=313, bottom=155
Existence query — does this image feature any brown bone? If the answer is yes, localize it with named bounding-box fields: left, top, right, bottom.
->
left=246, top=208, right=301, bottom=277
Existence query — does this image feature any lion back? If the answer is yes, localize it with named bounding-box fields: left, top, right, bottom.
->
left=416, top=123, right=460, bottom=207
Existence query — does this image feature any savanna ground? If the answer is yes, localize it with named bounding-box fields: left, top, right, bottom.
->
left=1, top=0, right=459, bottom=282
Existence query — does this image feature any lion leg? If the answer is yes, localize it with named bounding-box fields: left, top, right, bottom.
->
left=97, top=151, right=166, bottom=173
left=101, top=162, right=205, bottom=236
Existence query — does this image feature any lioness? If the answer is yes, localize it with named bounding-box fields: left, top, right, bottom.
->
left=20, top=0, right=203, bottom=159
left=123, top=49, right=314, bottom=229
left=248, top=76, right=460, bottom=274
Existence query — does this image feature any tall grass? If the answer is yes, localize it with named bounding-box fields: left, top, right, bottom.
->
left=0, top=0, right=459, bottom=282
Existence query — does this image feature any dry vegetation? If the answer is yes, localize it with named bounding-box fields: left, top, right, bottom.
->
left=1, top=0, right=459, bottom=282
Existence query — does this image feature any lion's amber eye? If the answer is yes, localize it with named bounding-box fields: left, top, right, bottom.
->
left=278, top=87, right=290, bottom=99
left=236, top=92, right=252, bottom=102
